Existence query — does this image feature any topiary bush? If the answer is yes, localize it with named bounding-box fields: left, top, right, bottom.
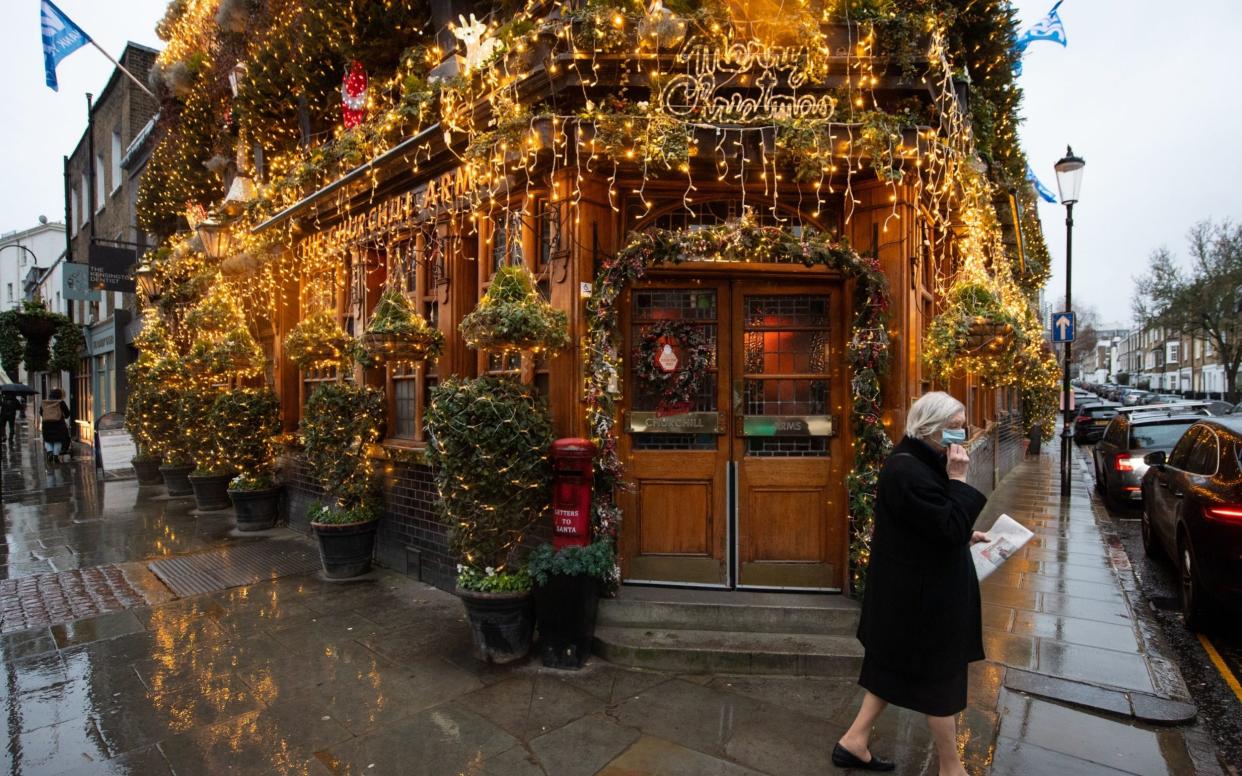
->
left=425, top=376, right=553, bottom=585
left=302, top=381, right=385, bottom=509
left=209, top=387, right=281, bottom=478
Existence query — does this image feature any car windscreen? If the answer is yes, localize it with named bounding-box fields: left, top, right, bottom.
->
left=1129, top=421, right=1195, bottom=449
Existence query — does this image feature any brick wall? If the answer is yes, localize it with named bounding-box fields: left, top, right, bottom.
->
left=281, top=454, right=456, bottom=592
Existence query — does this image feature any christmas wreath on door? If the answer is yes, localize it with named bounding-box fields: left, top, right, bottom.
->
left=633, top=320, right=711, bottom=413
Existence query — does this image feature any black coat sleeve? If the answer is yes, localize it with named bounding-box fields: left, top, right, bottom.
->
left=893, top=460, right=988, bottom=548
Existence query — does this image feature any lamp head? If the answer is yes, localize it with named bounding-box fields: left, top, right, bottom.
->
left=1054, top=145, right=1085, bottom=205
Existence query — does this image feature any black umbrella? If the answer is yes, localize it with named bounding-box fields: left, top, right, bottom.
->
left=0, top=384, right=36, bottom=396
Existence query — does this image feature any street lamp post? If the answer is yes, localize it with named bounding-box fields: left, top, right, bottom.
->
left=1055, top=146, right=1085, bottom=498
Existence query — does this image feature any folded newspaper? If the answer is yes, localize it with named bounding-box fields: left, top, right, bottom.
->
left=971, top=514, right=1034, bottom=581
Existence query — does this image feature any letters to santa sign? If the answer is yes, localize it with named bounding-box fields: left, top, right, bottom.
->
left=88, top=244, right=137, bottom=293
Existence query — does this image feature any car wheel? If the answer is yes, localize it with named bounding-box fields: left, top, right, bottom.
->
left=1179, top=532, right=1213, bottom=631
left=1140, top=507, right=1160, bottom=559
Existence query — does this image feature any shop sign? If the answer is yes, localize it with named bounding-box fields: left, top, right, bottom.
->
left=627, top=411, right=722, bottom=434
left=88, top=244, right=137, bottom=292
left=741, top=415, right=835, bottom=437
left=63, top=262, right=100, bottom=301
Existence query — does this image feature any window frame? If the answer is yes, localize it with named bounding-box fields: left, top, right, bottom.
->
left=384, top=223, right=445, bottom=447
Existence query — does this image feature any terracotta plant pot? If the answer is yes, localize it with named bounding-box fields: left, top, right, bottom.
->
left=188, top=472, right=234, bottom=511
left=534, top=574, right=600, bottom=670
left=458, top=588, right=534, bottom=665
left=131, top=457, right=164, bottom=486
left=158, top=463, right=195, bottom=497
left=311, top=519, right=378, bottom=579
left=229, top=486, right=282, bottom=531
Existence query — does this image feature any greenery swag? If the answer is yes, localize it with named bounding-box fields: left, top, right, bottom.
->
left=585, top=218, right=891, bottom=596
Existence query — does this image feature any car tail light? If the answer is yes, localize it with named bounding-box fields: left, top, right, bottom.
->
left=1204, top=505, right=1242, bottom=524
left=1076, top=415, right=1090, bottom=424
left=1114, top=454, right=1143, bottom=472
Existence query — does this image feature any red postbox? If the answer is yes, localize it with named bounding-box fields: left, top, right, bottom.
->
left=551, top=438, right=595, bottom=549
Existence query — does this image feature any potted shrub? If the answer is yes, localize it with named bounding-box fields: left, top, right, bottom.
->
left=459, top=265, right=570, bottom=353
left=212, top=388, right=282, bottom=531
left=426, top=376, right=553, bottom=664
left=302, top=382, right=385, bottom=578
left=124, top=385, right=164, bottom=485
left=308, top=501, right=380, bottom=578
left=149, top=384, right=195, bottom=497
left=361, top=287, right=444, bottom=366
left=528, top=539, right=616, bottom=669
left=184, top=390, right=234, bottom=511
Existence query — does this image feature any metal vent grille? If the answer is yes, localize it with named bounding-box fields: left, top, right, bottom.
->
left=148, top=539, right=320, bottom=597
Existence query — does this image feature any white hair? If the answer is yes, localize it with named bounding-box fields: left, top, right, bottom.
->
left=905, top=391, right=965, bottom=442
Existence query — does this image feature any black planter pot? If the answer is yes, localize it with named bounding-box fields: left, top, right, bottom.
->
left=458, top=588, right=534, bottom=664
left=311, top=520, right=378, bottom=579
left=158, top=463, right=195, bottom=497
left=229, top=486, right=282, bottom=531
left=131, top=457, right=164, bottom=486
left=534, top=574, right=600, bottom=670
left=188, top=472, right=234, bottom=511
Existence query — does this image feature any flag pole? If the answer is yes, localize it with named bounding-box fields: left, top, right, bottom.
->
left=86, top=40, right=155, bottom=98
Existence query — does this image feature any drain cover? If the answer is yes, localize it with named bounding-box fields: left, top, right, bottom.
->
left=148, top=539, right=320, bottom=597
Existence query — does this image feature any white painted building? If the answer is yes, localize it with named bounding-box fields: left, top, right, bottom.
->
left=1, top=220, right=68, bottom=387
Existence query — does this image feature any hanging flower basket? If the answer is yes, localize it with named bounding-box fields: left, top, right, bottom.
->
left=962, top=316, right=1015, bottom=352
left=459, top=265, right=569, bottom=353
left=286, top=312, right=355, bottom=371
left=361, top=288, right=444, bottom=366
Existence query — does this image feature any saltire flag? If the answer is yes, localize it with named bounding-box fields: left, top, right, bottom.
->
left=1012, top=1, right=1067, bottom=75
left=1027, top=164, right=1058, bottom=204
left=41, top=0, right=91, bottom=91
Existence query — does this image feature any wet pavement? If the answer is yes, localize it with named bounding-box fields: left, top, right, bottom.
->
left=0, top=428, right=1232, bottom=775
left=1083, top=440, right=1242, bottom=771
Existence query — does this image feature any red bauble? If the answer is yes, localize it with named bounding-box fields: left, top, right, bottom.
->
left=341, top=59, right=368, bottom=129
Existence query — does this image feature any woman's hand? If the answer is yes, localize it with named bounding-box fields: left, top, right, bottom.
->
left=946, top=443, right=970, bottom=481
left=971, top=531, right=990, bottom=545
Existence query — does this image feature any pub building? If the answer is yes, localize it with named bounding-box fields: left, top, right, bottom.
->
left=239, top=4, right=1035, bottom=606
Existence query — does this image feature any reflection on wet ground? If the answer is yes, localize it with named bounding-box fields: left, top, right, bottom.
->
left=0, top=433, right=1229, bottom=774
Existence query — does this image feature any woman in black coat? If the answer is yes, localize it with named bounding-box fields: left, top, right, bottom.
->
left=833, top=391, right=990, bottom=775
left=40, top=387, right=72, bottom=464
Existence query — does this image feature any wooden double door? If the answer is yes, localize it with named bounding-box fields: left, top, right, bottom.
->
left=618, top=276, right=849, bottom=590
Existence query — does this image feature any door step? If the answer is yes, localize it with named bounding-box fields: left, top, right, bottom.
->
left=594, top=626, right=863, bottom=676
left=593, top=587, right=863, bottom=675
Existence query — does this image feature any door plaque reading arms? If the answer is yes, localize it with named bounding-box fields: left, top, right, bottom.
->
left=627, top=412, right=724, bottom=434
left=740, top=415, right=835, bottom=437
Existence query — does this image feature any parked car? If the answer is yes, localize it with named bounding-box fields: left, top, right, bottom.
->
left=1124, top=391, right=1159, bottom=406
left=1141, top=418, right=1242, bottom=628
left=1073, top=403, right=1120, bottom=444
left=1093, top=412, right=1202, bottom=509
left=1155, top=393, right=1184, bottom=403
left=1203, top=400, right=1234, bottom=416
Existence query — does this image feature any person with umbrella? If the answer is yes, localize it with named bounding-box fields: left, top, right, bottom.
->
left=1, top=390, right=21, bottom=444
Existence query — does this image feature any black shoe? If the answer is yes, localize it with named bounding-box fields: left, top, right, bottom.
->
left=832, top=742, right=895, bottom=771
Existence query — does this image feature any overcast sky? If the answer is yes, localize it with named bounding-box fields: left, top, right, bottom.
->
left=3, top=1, right=1240, bottom=328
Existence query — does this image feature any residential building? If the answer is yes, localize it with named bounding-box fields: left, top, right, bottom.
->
left=0, top=219, right=68, bottom=387
left=64, top=42, right=159, bottom=444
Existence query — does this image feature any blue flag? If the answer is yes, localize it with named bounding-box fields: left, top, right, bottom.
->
left=1015, top=1, right=1067, bottom=51
left=1027, top=164, right=1058, bottom=204
left=41, top=0, right=91, bottom=91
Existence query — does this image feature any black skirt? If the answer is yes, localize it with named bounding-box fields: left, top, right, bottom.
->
left=858, top=653, right=968, bottom=717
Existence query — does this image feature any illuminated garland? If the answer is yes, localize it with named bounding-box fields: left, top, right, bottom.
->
left=584, top=217, right=891, bottom=596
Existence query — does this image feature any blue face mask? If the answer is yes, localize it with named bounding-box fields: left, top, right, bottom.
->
left=941, top=428, right=967, bottom=446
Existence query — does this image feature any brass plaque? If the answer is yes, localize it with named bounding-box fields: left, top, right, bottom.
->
left=741, top=415, right=835, bottom=437
left=627, top=411, right=724, bottom=434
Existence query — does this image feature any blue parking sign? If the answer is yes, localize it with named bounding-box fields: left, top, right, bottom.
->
left=1051, top=311, right=1075, bottom=343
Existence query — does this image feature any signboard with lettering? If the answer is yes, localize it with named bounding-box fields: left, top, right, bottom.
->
left=627, top=411, right=723, bottom=434
left=94, top=412, right=136, bottom=472
left=63, top=262, right=101, bottom=301
left=88, top=244, right=137, bottom=293
left=741, top=415, right=835, bottom=437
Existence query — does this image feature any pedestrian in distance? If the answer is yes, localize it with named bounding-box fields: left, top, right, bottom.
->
left=40, top=388, right=72, bottom=464
left=834, top=391, right=990, bottom=775
left=0, top=392, right=20, bottom=445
